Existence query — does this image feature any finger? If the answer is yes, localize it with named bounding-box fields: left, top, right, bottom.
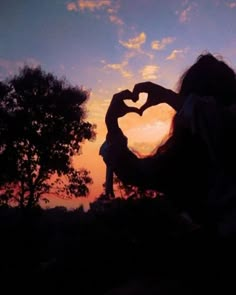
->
left=125, top=106, right=141, bottom=114
left=131, top=95, right=139, bottom=102
left=132, top=83, right=143, bottom=101
left=113, top=89, right=133, bottom=102
left=122, top=90, right=137, bottom=102
left=139, top=101, right=152, bottom=114
left=115, top=89, right=137, bottom=103
left=132, top=82, right=151, bottom=98
left=137, top=108, right=143, bottom=116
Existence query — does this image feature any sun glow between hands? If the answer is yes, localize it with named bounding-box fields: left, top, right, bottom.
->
left=119, top=103, right=175, bottom=157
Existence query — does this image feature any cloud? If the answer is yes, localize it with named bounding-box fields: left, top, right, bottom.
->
left=166, top=49, right=184, bottom=60
left=66, top=0, right=117, bottom=13
left=105, top=61, right=132, bottom=78
left=179, top=5, right=192, bottom=23
left=176, top=2, right=197, bottom=23
left=66, top=0, right=124, bottom=27
left=226, top=2, right=236, bottom=8
left=109, top=15, right=124, bottom=25
left=139, top=65, right=159, bottom=80
left=103, top=41, right=155, bottom=80
left=107, top=2, right=124, bottom=27
left=123, top=120, right=173, bottom=157
left=151, top=37, right=176, bottom=51
left=103, top=30, right=154, bottom=79
left=66, top=2, right=78, bottom=11
left=129, top=142, right=159, bottom=157
left=107, top=6, right=119, bottom=14
left=77, top=0, right=111, bottom=11
left=119, top=32, right=146, bottom=50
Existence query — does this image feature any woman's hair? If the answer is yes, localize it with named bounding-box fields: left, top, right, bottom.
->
left=159, top=52, right=236, bottom=154
left=177, top=52, right=236, bottom=106
left=168, top=52, right=236, bottom=139
left=157, top=53, right=236, bottom=219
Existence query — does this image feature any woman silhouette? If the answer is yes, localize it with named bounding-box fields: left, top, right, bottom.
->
left=100, top=53, right=236, bottom=236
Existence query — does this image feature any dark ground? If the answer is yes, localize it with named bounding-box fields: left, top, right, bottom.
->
left=0, top=196, right=235, bottom=294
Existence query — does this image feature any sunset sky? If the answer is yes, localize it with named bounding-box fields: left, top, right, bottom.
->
left=1, top=0, right=236, bottom=209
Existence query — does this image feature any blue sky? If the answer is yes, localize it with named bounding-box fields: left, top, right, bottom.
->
left=2, top=0, right=236, bottom=90
left=1, top=0, right=236, bottom=207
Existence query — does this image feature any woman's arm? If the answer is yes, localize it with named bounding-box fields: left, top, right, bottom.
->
left=101, top=87, right=181, bottom=193
left=105, top=89, right=140, bottom=135
left=108, top=140, right=178, bottom=193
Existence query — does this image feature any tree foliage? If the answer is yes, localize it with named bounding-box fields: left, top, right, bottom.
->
left=112, top=175, right=159, bottom=199
left=0, top=66, right=96, bottom=208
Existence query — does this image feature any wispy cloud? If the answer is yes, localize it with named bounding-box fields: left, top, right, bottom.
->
left=179, top=5, right=192, bottom=23
left=151, top=37, right=176, bottom=51
left=109, top=14, right=124, bottom=25
left=107, top=6, right=119, bottom=14
left=107, top=2, right=124, bottom=27
left=66, top=0, right=124, bottom=27
left=226, top=2, right=236, bottom=8
left=119, top=32, right=146, bottom=50
left=139, top=65, right=159, bottom=80
left=105, top=61, right=132, bottom=78
left=103, top=34, right=154, bottom=80
left=67, top=2, right=78, bottom=11
left=66, top=0, right=112, bottom=11
left=166, top=49, right=184, bottom=60
left=78, top=0, right=111, bottom=11
left=176, top=2, right=197, bottom=23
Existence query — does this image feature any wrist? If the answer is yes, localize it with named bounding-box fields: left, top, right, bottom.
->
left=105, top=113, right=120, bottom=132
left=106, top=125, right=127, bottom=145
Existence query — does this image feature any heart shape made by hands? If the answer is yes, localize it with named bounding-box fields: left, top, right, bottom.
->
left=124, top=92, right=148, bottom=111
left=120, top=94, right=175, bottom=157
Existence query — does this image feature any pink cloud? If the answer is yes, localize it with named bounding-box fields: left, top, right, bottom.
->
left=139, top=65, right=159, bottom=80
left=78, top=0, right=111, bottom=11
left=66, top=0, right=111, bottom=12
left=151, top=37, right=176, bottom=50
left=166, top=49, right=184, bottom=60
left=109, top=15, right=124, bottom=26
left=119, top=32, right=146, bottom=50
left=176, top=2, right=197, bottom=24
left=105, top=61, right=132, bottom=78
left=66, top=0, right=124, bottom=27
left=226, top=2, right=236, bottom=8
left=179, top=5, right=192, bottom=23
left=66, top=2, right=78, bottom=11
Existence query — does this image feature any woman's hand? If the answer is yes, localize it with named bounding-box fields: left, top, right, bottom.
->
left=132, top=81, right=179, bottom=114
left=105, top=89, right=140, bottom=131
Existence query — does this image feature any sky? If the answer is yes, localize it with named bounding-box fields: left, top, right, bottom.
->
left=1, top=0, right=236, bottom=209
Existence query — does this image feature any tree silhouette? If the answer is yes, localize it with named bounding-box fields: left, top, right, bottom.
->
left=0, top=66, right=96, bottom=209
left=113, top=175, right=159, bottom=199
